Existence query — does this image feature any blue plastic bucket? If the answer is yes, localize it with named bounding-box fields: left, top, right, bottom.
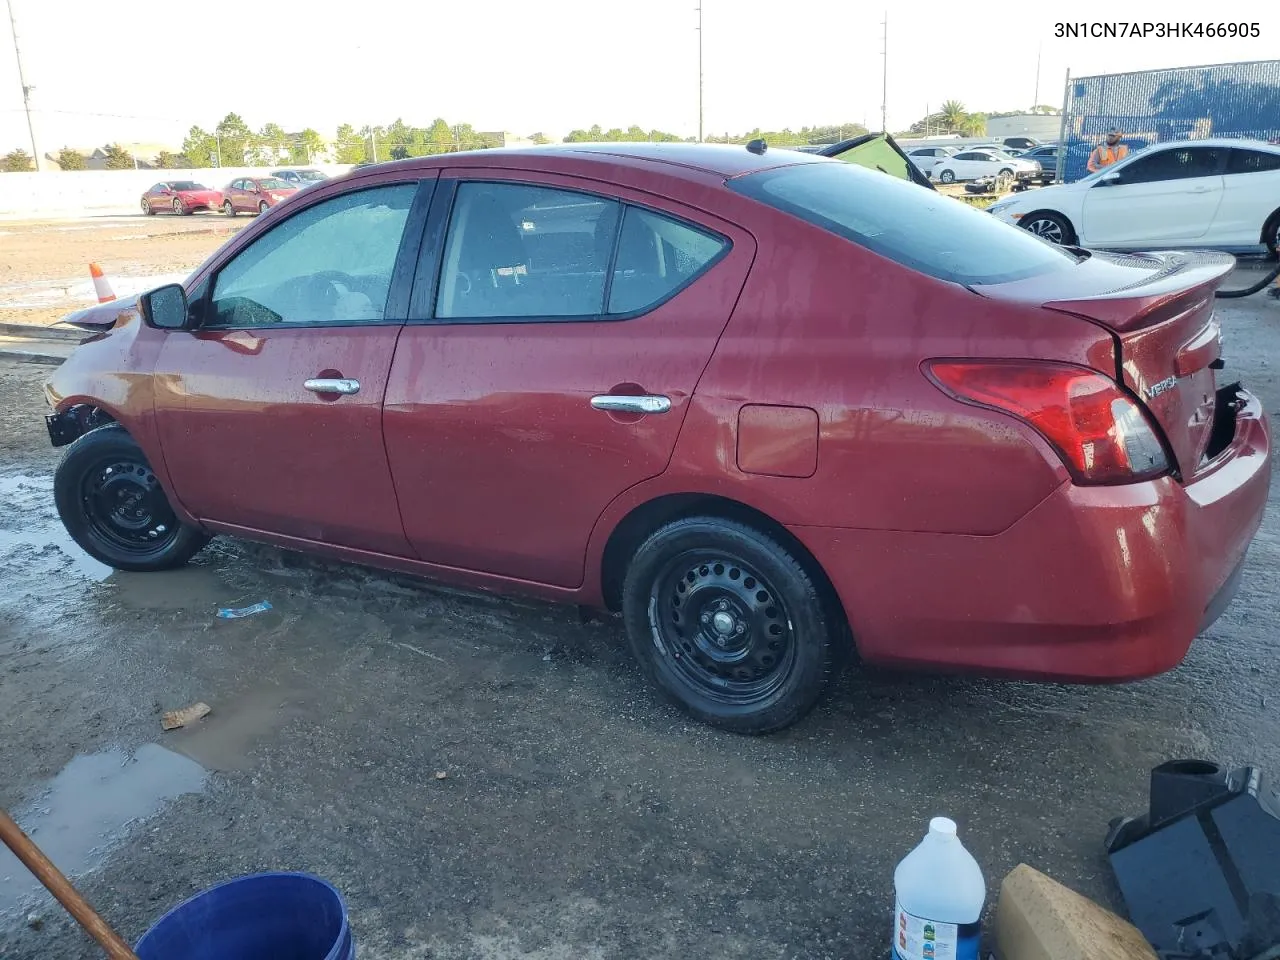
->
left=134, top=871, right=354, bottom=960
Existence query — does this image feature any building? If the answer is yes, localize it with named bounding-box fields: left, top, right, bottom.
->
left=985, top=114, right=1064, bottom=142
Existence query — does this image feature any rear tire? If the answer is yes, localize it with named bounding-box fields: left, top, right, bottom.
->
left=1020, top=210, right=1076, bottom=246
left=142, top=198, right=154, bottom=216
left=1264, top=209, right=1280, bottom=259
left=621, top=517, right=843, bottom=734
left=998, top=167, right=1014, bottom=177
left=54, top=425, right=209, bottom=572
left=223, top=200, right=236, bottom=217
left=939, top=169, right=955, bottom=183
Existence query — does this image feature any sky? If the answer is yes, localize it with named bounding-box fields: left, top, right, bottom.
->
left=0, top=0, right=1276, bottom=156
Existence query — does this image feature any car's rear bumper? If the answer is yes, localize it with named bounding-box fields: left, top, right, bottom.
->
left=791, top=387, right=1271, bottom=682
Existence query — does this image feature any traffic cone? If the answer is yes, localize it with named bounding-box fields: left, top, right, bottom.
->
left=89, top=263, right=115, bottom=303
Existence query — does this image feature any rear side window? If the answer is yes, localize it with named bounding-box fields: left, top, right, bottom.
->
left=608, top=207, right=727, bottom=314
left=1227, top=149, right=1280, bottom=174
left=437, top=183, right=619, bottom=319
left=730, top=161, right=1076, bottom=286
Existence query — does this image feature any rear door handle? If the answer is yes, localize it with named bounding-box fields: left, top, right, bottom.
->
left=590, top=395, right=671, bottom=415
left=304, top=377, right=360, bottom=395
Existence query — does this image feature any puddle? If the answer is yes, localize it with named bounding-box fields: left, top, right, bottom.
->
left=0, top=474, right=111, bottom=583
left=168, top=687, right=305, bottom=772
left=0, top=743, right=207, bottom=918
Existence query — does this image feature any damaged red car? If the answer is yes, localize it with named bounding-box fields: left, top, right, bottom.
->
left=44, top=142, right=1271, bottom=734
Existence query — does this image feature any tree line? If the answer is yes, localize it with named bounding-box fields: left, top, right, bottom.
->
left=3, top=107, right=1039, bottom=173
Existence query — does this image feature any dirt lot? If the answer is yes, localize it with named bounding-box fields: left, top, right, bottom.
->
left=0, top=249, right=1279, bottom=958
left=0, top=215, right=243, bottom=328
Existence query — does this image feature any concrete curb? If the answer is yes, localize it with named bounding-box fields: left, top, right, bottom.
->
left=0, top=348, right=67, bottom=366
left=0, top=322, right=89, bottom=343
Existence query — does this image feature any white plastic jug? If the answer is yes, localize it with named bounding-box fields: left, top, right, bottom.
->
left=891, top=817, right=985, bottom=960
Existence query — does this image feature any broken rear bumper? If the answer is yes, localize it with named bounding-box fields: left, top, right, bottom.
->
left=790, top=387, right=1271, bottom=682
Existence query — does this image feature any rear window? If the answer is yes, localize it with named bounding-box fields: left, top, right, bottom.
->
left=729, top=161, right=1077, bottom=285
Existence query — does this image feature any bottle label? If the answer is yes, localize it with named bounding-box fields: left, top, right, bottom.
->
left=891, top=900, right=979, bottom=960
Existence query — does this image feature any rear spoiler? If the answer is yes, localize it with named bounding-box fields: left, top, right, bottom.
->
left=816, top=133, right=936, bottom=190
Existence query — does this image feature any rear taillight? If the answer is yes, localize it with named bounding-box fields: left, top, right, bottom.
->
left=926, top=360, right=1170, bottom=485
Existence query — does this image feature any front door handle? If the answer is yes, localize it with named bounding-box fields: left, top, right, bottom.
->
left=590, top=394, right=671, bottom=415
left=304, top=377, right=360, bottom=396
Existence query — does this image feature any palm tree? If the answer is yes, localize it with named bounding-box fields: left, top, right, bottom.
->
left=960, top=113, right=987, bottom=136
left=940, top=100, right=968, bottom=133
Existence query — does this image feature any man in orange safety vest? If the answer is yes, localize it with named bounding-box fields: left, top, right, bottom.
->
left=1087, top=128, right=1129, bottom=173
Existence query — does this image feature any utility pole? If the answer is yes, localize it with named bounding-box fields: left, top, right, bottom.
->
left=879, top=12, right=888, bottom=134
left=5, top=0, right=39, bottom=170
left=1033, top=42, right=1042, bottom=109
left=695, top=3, right=703, bottom=142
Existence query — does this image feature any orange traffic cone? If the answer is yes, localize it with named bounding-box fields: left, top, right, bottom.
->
left=89, top=263, right=115, bottom=304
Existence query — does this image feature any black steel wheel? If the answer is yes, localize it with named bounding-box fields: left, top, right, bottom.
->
left=622, top=517, right=844, bottom=734
left=54, top=425, right=209, bottom=572
left=1020, top=210, right=1076, bottom=246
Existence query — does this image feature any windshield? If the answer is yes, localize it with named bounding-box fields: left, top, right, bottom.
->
left=298, top=171, right=326, bottom=180
left=168, top=181, right=204, bottom=190
left=729, top=160, right=1078, bottom=286
left=258, top=178, right=292, bottom=190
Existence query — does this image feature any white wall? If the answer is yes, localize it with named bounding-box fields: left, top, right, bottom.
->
left=0, top=165, right=354, bottom=219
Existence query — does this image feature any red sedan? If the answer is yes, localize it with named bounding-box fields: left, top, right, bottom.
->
left=43, top=144, right=1271, bottom=734
left=140, top=180, right=223, bottom=216
left=221, top=176, right=298, bottom=216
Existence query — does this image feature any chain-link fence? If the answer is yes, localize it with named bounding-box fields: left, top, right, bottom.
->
left=1056, top=59, right=1280, bottom=182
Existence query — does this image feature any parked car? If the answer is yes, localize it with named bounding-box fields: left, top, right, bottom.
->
left=988, top=138, right=1280, bottom=253
left=222, top=177, right=298, bottom=216
left=271, top=168, right=328, bottom=188
left=140, top=181, right=223, bottom=216
left=998, top=136, right=1041, bottom=151
left=905, top=146, right=957, bottom=176
left=1018, top=145, right=1061, bottom=183
left=44, top=143, right=1270, bottom=734
left=934, top=149, right=1040, bottom=183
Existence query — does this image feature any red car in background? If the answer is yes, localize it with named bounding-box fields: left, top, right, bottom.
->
left=221, top=176, right=298, bottom=216
left=140, top=181, right=223, bottom=216
left=43, top=144, right=1271, bottom=734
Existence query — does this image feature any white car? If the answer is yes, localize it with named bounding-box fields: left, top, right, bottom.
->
left=905, top=146, right=957, bottom=175
left=988, top=138, right=1280, bottom=254
left=933, top=149, right=1040, bottom=183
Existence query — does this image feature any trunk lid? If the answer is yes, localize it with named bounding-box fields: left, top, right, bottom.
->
left=976, top=250, right=1234, bottom=480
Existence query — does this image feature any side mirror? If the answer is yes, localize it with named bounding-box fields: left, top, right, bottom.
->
left=139, top=284, right=191, bottom=331
left=1100, top=170, right=1122, bottom=185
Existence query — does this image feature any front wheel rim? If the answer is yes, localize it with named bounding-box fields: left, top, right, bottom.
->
left=651, top=551, right=797, bottom=706
left=173, top=199, right=181, bottom=214
left=80, top=458, right=179, bottom=554
left=1025, top=217, right=1065, bottom=244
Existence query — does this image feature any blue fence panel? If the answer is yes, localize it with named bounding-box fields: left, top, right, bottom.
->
left=1058, top=60, right=1280, bottom=182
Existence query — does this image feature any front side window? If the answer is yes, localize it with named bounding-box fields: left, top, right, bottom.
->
left=209, top=183, right=417, bottom=327
left=1119, top=147, right=1223, bottom=184
left=436, top=183, right=620, bottom=319
left=608, top=207, right=727, bottom=314
left=730, top=160, right=1077, bottom=286
left=954, top=152, right=980, bottom=161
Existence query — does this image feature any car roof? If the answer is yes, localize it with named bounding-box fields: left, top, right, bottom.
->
left=351, top=142, right=826, bottom=180
left=1139, top=137, right=1280, bottom=152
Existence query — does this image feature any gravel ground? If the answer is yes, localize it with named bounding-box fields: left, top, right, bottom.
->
left=0, top=216, right=242, bottom=329
left=0, top=276, right=1278, bottom=959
